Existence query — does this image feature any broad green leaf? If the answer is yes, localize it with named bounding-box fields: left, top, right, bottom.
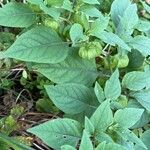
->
left=114, top=108, right=144, bottom=129
left=140, top=129, right=150, bottom=150
left=104, top=69, right=121, bottom=100
left=127, top=100, right=150, bottom=128
left=132, top=111, right=150, bottom=128
left=95, top=133, right=113, bottom=143
left=122, top=71, right=150, bottom=91
left=79, top=130, right=93, bottom=150
left=94, top=82, right=105, bottom=103
left=27, top=118, right=83, bottom=150
left=115, top=128, right=147, bottom=149
left=90, top=100, right=113, bottom=133
left=79, top=5, right=102, bottom=18
left=135, top=20, right=150, bottom=32
left=45, top=84, right=97, bottom=114
left=116, top=4, right=138, bottom=35
left=62, top=0, right=73, bottom=11
left=146, top=30, right=150, bottom=38
left=96, top=142, right=126, bottom=150
left=98, top=31, right=131, bottom=51
left=64, top=111, right=93, bottom=123
left=36, top=98, right=59, bottom=113
left=0, top=26, right=69, bottom=64
left=0, top=2, right=36, bottom=27
left=0, top=133, right=33, bottom=150
left=27, top=0, right=43, bottom=5
left=124, top=130, right=147, bottom=149
left=35, top=49, right=98, bottom=86
left=89, top=16, right=110, bottom=36
left=61, top=145, right=76, bottom=150
left=95, top=141, right=106, bottom=150
left=70, top=23, right=84, bottom=44
left=46, top=0, right=64, bottom=6
left=84, top=117, right=95, bottom=134
left=104, top=143, right=126, bottom=150
left=0, top=140, right=9, bottom=150
left=131, top=89, right=150, bottom=111
left=82, top=0, right=100, bottom=5
left=128, top=49, right=144, bottom=70
left=111, top=0, right=131, bottom=27
left=111, top=131, right=135, bottom=149
left=129, top=35, right=150, bottom=57
left=144, top=67, right=150, bottom=89
left=40, top=4, right=62, bottom=20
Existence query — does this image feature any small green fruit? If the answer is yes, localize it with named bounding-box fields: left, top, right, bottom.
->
left=103, top=56, right=118, bottom=69
left=105, top=54, right=129, bottom=69
left=117, top=95, right=128, bottom=107
left=28, top=4, right=41, bottom=13
left=79, top=41, right=102, bottom=59
left=73, top=12, right=89, bottom=30
left=44, top=18, right=59, bottom=31
left=110, top=56, right=119, bottom=69
left=103, top=57, right=110, bottom=69
left=116, top=54, right=129, bottom=68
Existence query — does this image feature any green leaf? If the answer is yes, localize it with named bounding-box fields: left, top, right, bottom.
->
left=116, top=4, right=138, bottom=35
left=27, top=118, right=83, bottom=150
left=129, top=35, right=150, bottom=57
left=0, top=133, right=33, bottom=150
left=104, top=69, right=121, bottom=100
left=104, top=143, right=126, bottom=150
left=79, top=5, right=102, bottom=18
left=46, top=0, right=64, bottom=6
left=140, top=129, right=150, bottom=150
left=70, top=23, right=84, bottom=44
left=45, top=83, right=97, bottom=115
left=0, top=140, right=9, bottom=150
left=36, top=98, right=59, bottom=113
left=114, top=108, right=144, bottom=129
left=40, top=4, right=62, bottom=20
left=0, top=26, right=69, bottom=64
left=90, top=100, right=113, bottom=133
left=84, top=117, right=95, bottom=134
left=82, top=0, right=100, bottom=5
left=61, top=145, right=76, bottom=150
left=115, top=128, right=147, bottom=149
left=27, top=0, right=43, bottom=5
left=79, top=130, right=93, bottom=150
left=98, top=31, right=131, bottom=51
left=124, top=130, right=147, bottom=149
left=94, top=82, right=105, bottom=103
left=96, top=142, right=126, bottom=150
left=128, top=49, right=144, bottom=70
left=127, top=100, right=150, bottom=128
left=95, top=132, right=113, bottom=143
left=95, top=141, right=106, bottom=150
left=89, top=16, right=110, bottom=36
left=111, top=0, right=131, bottom=27
left=131, top=89, right=150, bottom=111
left=35, top=49, right=98, bottom=86
left=62, top=0, right=73, bottom=11
left=122, top=71, right=150, bottom=91
left=0, top=2, right=36, bottom=28
left=135, top=20, right=150, bottom=32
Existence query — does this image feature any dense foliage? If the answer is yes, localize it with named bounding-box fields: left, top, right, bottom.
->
left=0, top=0, right=150, bottom=149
